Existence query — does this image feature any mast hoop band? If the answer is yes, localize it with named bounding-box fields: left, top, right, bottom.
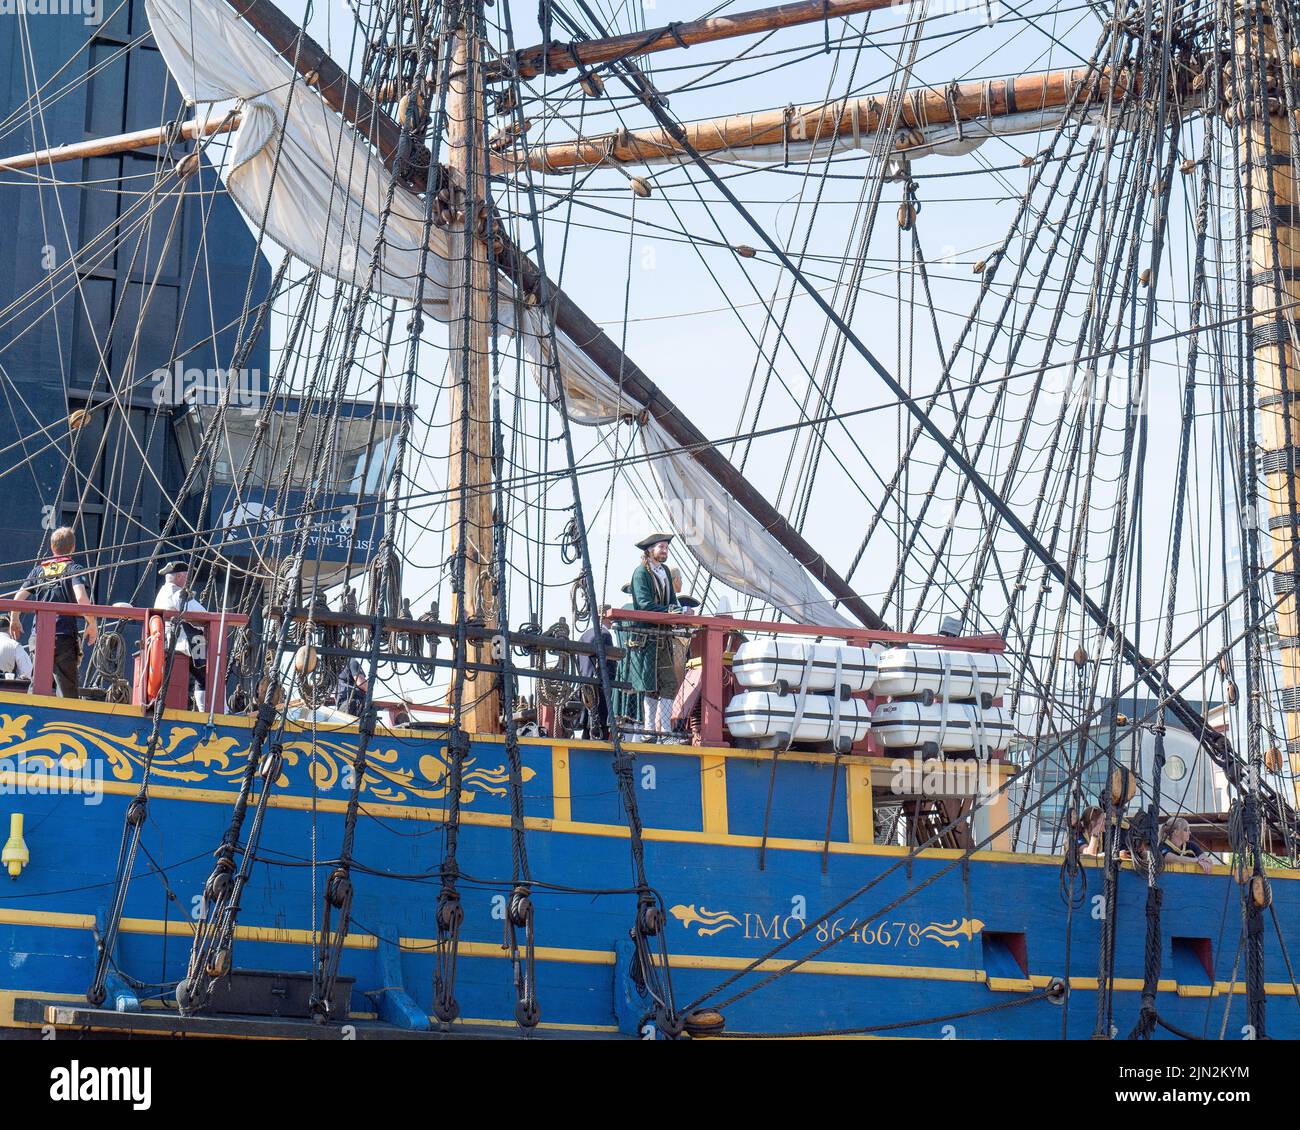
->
left=1251, top=318, right=1300, bottom=349
left=1258, top=445, right=1300, bottom=474
left=1250, top=203, right=1300, bottom=230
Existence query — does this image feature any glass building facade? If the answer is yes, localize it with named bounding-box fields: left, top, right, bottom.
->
left=0, top=0, right=270, bottom=603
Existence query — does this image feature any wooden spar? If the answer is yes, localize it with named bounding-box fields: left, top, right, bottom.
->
left=520, top=66, right=1116, bottom=173
left=216, top=0, right=885, bottom=628
left=0, top=114, right=241, bottom=172
left=495, top=0, right=903, bottom=82
left=1238, top=9, right=1300, bottom=805
left=0, top=63, right=1111, bottom=180
left=446, top=23, right=502, bottom=734
left=0, top=63, right=1114, bottom=184
left=225, top=0, right=419, bottom=184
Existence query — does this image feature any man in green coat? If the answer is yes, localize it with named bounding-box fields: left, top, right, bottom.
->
left=628, top=532, right=681, bottom=741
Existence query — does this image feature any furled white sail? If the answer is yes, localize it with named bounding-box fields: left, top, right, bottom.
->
left=640, top=425, right=851, bottom=625
left=145, top=0, right=850, bottom=627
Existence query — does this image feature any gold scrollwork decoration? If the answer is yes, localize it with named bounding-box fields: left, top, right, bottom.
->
left=0, top=712, right=533, bottom=806
left=669, top=904, right=741, bottom=936
left=916, top=918, right=985, bottom=948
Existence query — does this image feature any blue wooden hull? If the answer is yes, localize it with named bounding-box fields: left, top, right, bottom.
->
left=0, top=692, right=1295, bottom=1039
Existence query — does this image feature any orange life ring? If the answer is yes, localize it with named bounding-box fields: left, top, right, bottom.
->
left=144, top=614, right=165, bottom=702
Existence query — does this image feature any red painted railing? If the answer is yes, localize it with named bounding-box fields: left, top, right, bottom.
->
left=608, top=609, right=1006, bottom=748
left=0, top=598, right=249, bottom=713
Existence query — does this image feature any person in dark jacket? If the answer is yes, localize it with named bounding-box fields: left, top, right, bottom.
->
left=576, top=605, right=618, bottom=740
left=9, top=526, right=97, bottom=698
left=335, top=657, right=368, bottom=716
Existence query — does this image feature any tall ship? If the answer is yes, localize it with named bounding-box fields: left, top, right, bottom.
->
left=0, top=0, right=1298, bottom=1041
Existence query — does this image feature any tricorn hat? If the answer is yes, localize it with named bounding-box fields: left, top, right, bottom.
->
left=159, top=560, right=191, bottom=576
left=635, top=531, right=674, bottom=552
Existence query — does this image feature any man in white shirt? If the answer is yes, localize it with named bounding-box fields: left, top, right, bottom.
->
left=153, top=561, right=208, bottom=711
left=0, top=627, right=33, bottom=682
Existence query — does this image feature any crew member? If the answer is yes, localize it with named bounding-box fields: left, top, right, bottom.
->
left=336, top=657, right=367, bottom=716
left=1160, top=816, right=1214, bottom=874
left=628, top=532, right=681, bottom=742
left=154, top=561, right=208, bottom=711
left=1075, top=805, right=1104, bottom=857
left=0, top=625, right=32, bottom=682
left=9, top=526, right=97, bottom=698
left=576, top=605, right=618, bottom=740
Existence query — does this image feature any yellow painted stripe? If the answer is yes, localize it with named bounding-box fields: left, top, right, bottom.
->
left=1209, top=980, right=1300, bottom=997
left=2, top=690, right=247, bottom=727
left=986, top=977, right=1035, bottom=992
left=5, top=766, right=1289, bottom=877
left=0, top=908, right=94, bottom=930
left=1032, top=973, right=1298, bottom=998
left=400, top=938, right=617, bottom=966
left=846, top=762, right=873, bottom=845
left=9, top=907, right=1300, bottom=1001
left=700, top=753, right=728, bottom=835
left=0, top=906, right=982, bottom=982
left=660, top=952, right=988, bottom=982
left=1065, top=976, right=1177, bottom=993
left=451, top=1015, right=619, bottom=1034
left=551, top=734, right=1022, bottom=775
left=0, top=770, right=941, bottom=860
left=551, top=745, right=572, bottom=823
left=0, top=908, right=376, bottom=950
left=0, top=690, right=1015, bottom=775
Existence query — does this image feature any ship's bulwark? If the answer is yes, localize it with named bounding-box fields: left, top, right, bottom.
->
left=0, top=693, right=1291, bottom=1039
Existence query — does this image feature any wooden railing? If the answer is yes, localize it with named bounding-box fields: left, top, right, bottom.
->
left=608, top=609, right=1006, bottom=748
left=0, top=598, right=249, bottom=712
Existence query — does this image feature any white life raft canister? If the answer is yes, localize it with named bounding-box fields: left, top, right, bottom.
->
left=731, top=639, right=879, bottom=694
left=873, top=647, right=1011, bottom=703
left=871, top=700, right=1013, bottom=755
left=725, top=691, right=872, bottom=749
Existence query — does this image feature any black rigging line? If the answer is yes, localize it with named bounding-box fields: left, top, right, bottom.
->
left=501, top=0, right=681, bottom=1035
left=604, top=24, right=1300, bottom=846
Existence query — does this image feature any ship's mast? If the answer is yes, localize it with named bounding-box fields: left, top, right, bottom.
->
left=445, top=11, right=501, bottom=734
left=1236, top=0, right=1300, bottom=808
